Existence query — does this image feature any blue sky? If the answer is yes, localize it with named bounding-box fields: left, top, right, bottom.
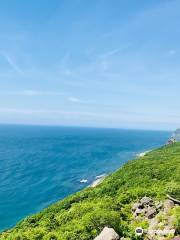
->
left=0, top=0, right=180, bottom=130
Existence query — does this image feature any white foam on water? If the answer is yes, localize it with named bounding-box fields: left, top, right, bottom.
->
left=80, top=179, right=88, bottom=183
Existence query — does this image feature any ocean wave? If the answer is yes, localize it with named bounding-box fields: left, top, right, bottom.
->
left=80, top=179, right=88, bottom=183
left=95, top=174, right=106, bottom=179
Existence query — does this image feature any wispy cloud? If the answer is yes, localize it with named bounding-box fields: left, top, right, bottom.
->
left=58, top=52, right=74, bottom=76
left=0, top=107, right=180, bottom=126
left=1, top=53, right=24, bottom=75
left=22, top=90, right=63, bottom=96
left=22, top=90, right=43, bottom=96
left=68, top=97, right=81, bottom=103
left=0, top=107, right=36, bottom=114
left=168, top=49, right=177, bottom=55
left=100, top=48, right=121, bottom=59
left=99, top=43, right=131, bottom=60
left=2, top=90, right=63, bottom=96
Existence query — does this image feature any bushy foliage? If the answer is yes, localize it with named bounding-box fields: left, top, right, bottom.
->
left=1, top=143, right=180, bottom=239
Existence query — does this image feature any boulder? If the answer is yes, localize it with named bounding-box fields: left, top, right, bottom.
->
left=155, top=201, right=163, bottom=210
left=132, top=203, right=141, bottom=211
left=148, top=217, right=159, bottom=230
left=146, top=207, right=156, bottom=219
left=94, top=227, right=120, bottom=240
left=134, top=208, right=145, bottom=218
left=164, top=199, right=175, bottom=209
left=140, top=197, right=153, bottom=206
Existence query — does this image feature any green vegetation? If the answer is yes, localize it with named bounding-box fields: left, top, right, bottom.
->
left=1, top=143, right=180, bottom=240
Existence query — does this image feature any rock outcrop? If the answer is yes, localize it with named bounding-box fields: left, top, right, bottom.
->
left=132, top=196, right=160, bottom=220
left=132, top=197, right=179, bottom=239
left=94, top=227, right=119, bottom=240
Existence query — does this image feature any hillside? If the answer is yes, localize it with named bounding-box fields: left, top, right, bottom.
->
left=1, top=143, right=180, bottom=240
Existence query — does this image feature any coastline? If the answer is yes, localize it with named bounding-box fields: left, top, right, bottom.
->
left=80, top=174, right=107, bottom=188
left=90, top=149, right=152, bottom=187
left=0, top=126, right=170, bottom=231
left=1, top=142, right=180, bottom=239
left=90, top=174, right=106, bottom=187
left=136, top=150, right=151, bottom=158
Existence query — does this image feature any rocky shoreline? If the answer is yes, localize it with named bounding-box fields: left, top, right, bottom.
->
left=90, top=175, right=106, bottom=187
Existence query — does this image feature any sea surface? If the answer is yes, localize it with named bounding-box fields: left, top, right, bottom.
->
left=0, top=124, right=171, bottom=231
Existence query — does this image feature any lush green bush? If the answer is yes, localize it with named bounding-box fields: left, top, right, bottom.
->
left=1, top=143, right=180, bottom=239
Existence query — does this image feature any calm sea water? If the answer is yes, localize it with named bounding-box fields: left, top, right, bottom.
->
left=0, top=125, right=170, bottom=231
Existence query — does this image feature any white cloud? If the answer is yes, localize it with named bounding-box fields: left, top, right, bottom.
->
left=0, top=107, right=36, bottom=114
left=2, top=90, right=63, bottom=96
left=168, top=49, right=177, bottom=55
left=22, top=90, right=42, bottom=96
left=0, top=107, right=180, bottom=126
left=2, top=53, right=24, bottom=75
left=100, top=48, right=121, bottom=59
left=68, top=97, right=81, bottom=103
left=58, top=52, right=74, bottom=76
left=99, top=44, right=130, bottom=60
left=21, top=90, right=63, bottom=96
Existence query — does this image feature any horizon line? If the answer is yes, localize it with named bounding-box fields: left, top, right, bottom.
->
left=0, top=122, right=172, bottom=132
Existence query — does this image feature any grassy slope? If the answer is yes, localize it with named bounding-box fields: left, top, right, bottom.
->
left=1, top=143, right=180, bottom=240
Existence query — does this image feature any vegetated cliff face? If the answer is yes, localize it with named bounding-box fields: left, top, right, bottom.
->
left=0, top=143, right=180, bottom=240
left=173, top=129, right=180, bottom=141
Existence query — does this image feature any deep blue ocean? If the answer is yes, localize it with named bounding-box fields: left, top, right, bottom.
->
left=0, top=124, right=171, bottom=231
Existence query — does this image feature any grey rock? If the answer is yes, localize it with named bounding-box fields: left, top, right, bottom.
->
left=148, top=217, right=159, bottom=230
left=168, top=215, right=175, bottom=227
left=163, top=228, right=176, bottom=235
left=164, top=199, right=175, bottom=209
left=140, top=197, right=153, bottom=206
left=146, top=207, right=157, bottom=219
left=134, top=208, right=144, bottom=216
left=132, top=203, right=141, bottom=211
left=155, top=201, right=163, bottom=210
left=94, top=227, right=119, bottom=240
